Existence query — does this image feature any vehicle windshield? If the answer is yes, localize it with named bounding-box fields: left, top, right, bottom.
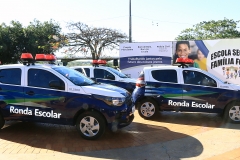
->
left=52, top=66, right=95, bottom=86
left=107, top=67, right=128, bottom=78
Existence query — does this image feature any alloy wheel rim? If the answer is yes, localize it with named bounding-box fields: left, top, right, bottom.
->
left=140, top=102, right=155, bottom=117
left=80, top=116, right=100, bottom=137
left=229, top=106, right=240, bottom=121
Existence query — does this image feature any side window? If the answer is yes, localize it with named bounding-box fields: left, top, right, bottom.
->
left=94, top=69, right=115, bottom=80
left=104, top=70, right=115, bottom=80
left=28, top=69, right=65, bottom=90
left=94, top=69, right=104, bottom=78
left=183, top=70, right=217, bottom=87
left=0, top=68, right=21, bottom=85
left=75, top=68, right=83, bottom=74
left=151, top=70, right=177, bottom=83
left=83, top=68, right=90, bottom=77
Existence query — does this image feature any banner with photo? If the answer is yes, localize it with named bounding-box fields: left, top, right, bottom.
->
left=173, top=39, right=240, bottom=85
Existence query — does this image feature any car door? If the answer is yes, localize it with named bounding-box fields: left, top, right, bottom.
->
left=24, top=68, right=67, bottom=123
left=147, top=69, right=183, bottom=111
left=0, top=68, right=25, bottom=120
left=181, top=69, right=225, bottom=113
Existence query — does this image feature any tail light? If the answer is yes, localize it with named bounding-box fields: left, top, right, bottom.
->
left=136, top=76, right=146, bottom=87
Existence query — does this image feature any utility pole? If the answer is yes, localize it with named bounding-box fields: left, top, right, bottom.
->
left=129, top=0, right=132, bottom=43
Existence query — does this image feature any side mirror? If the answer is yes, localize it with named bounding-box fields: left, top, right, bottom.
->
left=209, top=80, right=217, bottom=87
left=106, top=74, right=115, bottom=80
left=49, top=80, right=65, bottom=90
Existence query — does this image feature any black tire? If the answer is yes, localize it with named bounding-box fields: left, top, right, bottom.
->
left=224, top=102, right=240, bottom=123
left=137, top=99, right=159, bottom=119
left=0, top=113, right=5, bottom=129
left=76, top=111, right=106, bottom=140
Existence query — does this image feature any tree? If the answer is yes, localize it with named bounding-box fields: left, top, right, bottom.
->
left=175, top=18, right=240, bottom=40
left=25, top=19, right=63, bottom=56
left=0, top=21, right=27, bottom=63
left=65, top=22, right=128, bottom=60
left=0, top=19, right=63, bottom=64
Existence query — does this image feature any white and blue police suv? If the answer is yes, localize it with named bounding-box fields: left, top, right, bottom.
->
left=132, top=58, right=240, bottom=123
left=71, top=60, right=136, bottom=93
left=0, top=53, right=135, bottom=140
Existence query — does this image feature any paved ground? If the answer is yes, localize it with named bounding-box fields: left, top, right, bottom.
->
left=0, top=111, right=240, bottom=160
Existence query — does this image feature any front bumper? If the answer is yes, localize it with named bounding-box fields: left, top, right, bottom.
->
left=105, top=92, right=135, bottom=132
left=108, top=103, right=135, bottom=132
left=110, top=113, right=135, bottom=132
left=118, top=113, right=134, bottom=127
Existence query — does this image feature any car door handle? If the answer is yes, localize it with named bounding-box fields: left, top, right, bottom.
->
left=26, top=91, right=35, bottom=95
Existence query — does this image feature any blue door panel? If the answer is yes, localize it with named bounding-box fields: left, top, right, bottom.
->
left=145, top=81, right=183, bottom=110
left=143, top=81, right=240, bottom=113
left=23, top=87, right=93, bottom=124
left=0, top=84, right=25, bottom=119
left=180, top=84, right=236, bottom=113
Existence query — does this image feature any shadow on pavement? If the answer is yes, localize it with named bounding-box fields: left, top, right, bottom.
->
left=0, top=120, right=203, bottom=160
left=147, top=111, right=240, bottom=130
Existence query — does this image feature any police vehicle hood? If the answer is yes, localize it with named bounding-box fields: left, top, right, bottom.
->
left=119, top=77, right=136, bottom=83
left=81, top=83, right=129, bottom=97
left=228, top=83, right=240, bottom=91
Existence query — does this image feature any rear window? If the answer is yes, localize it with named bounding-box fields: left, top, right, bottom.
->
left=0, top=68, right=21, bottom=85
left=151, top=70, right=177, bottom=83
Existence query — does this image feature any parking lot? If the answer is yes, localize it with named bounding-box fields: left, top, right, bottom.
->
left=0, top=111, right=240, bottom=160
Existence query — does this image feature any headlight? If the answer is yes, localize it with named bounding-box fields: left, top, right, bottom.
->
left=93, top=94, right=125, bottom=106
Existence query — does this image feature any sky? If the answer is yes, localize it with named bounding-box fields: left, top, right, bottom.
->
left=1, top=0, right=240, bottom=79
left=1, top=0, right=240, bottom=43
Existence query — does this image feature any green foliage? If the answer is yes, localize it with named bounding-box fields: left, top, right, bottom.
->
left=175, top=18, right=240, bottom=40
left=25, top=19, right=63, bottom=56
left=0, top=19, right=63, bottom=64
left=0, top=21, right=26, bottom=63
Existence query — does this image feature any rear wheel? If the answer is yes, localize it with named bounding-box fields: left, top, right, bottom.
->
left=224, top=102, right=240, bottom=123
left=137, top=99, right=159, bottom=119
left=76, top=111, right=106, bottom=140
left=0, top=114, right=5, bottom=129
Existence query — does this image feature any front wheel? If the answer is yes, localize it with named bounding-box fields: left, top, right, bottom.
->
left=76, top=111, right=106, bottom=140
left=224, top=102, right=240, bottom=123
left=137, top=99, right=159, bottom=119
